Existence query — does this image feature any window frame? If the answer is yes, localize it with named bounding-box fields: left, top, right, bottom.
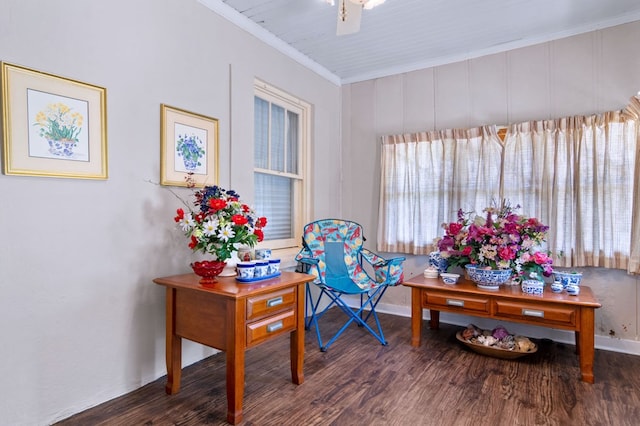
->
left=253, top=79, right=311, bottom=256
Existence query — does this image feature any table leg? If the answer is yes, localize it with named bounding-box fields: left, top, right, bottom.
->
left=291, top=284, right=305, bottom=385
left=411, top=287, right=422, bottom=347
left=429, top=310, right=440, bottom=329
left=225, top=347, right=245, bottom=424
left=578, top=307, right=596, bottom=383
left=165, top=288, right=182, bottom=395
left=225, top=298, right=246, bottom=425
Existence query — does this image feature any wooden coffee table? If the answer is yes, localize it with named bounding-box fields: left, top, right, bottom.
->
left=403, top=275, right=601, bottom=383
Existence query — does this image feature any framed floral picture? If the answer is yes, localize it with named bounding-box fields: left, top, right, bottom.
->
left=1, top=62, right=108, bottom=179
left=160, top=104, right=219, bottom=187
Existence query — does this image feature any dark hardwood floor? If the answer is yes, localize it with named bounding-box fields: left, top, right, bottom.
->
left=55, top=309, right=640, bottom=426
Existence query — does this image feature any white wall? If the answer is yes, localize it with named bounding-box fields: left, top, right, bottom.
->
left=0, top=0, right=341, bottom=424
left=342, top=21, right=640, bottom=353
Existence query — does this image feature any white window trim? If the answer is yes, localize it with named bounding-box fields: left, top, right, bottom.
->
left=254, top=79, right=312, bottom=267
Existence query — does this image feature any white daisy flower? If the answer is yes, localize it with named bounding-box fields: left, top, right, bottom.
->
left=217, top=224, right=236, bottom=242
left=179, top=213, right=196, bottom=231
left=202, top=219, right=219, bottom=236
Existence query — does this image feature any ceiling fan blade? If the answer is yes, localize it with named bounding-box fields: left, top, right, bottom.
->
left=336, top=0, right=362, bottom=36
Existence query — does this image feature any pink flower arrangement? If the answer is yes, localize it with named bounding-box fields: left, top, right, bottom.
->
left=437, top=200, right=553, bottom=280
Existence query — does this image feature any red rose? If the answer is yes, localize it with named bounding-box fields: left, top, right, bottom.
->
left=448, top=222, right=463, bottom=236
left=256, top=217, right=267, bottom=228
left=254, top=229, right=264, bottom=242
left=461, top=246, right=472, bottom=255
left=498, top=246, right=516, bottom=260
left=232, top=214, right=248, bottom=225
left=533, top=251, right=550, bottom=264
left=209, top=198, right=227, bottom=211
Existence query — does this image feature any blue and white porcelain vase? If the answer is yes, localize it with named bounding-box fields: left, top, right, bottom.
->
left=428, top=251, right=449, bottom=273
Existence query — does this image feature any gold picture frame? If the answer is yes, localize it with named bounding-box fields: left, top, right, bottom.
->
left=1, top=62, right=108, bottom=179
left=160, top=104, right=219, bottom=187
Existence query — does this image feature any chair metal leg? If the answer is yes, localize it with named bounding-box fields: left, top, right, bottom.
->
left=310, top=286, right=389, bottom=351
left=306, top=285, right=341, bottom=350
left=359, top=287, right=388, bottom=346
left=361, top=286, right=388, bottom=323
left=305, top=283, right=317, bottom=330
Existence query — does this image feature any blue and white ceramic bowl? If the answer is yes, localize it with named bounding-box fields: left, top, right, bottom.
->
left=550, top=282, right=564, bottom=293
left=553, top=271, right=582, bottom=288
left=566, top=283, right=581, bottom=296
left=268, top=258, right=281, bottom=274
left=236, top=261, right=255, bottom=279
left=464, top=264, right=477, bottom=280
left=254, top=260, right=269, bottom=277
left=469, top=268, right=512, bottom=290
left=440, top=273, right=460, bottom=284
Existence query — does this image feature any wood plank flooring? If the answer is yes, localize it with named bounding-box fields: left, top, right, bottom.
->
left=55, top=309, right=640, bottom=426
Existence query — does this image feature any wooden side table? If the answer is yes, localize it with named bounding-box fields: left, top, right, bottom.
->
left=153, top=271, right=315, bottom=424
left=403, top=275, right=602, bottom=383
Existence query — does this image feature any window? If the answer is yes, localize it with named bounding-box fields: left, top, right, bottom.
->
left=254, top=80, right=310, bottom=251
left=379, top=101, right=640, bottom=274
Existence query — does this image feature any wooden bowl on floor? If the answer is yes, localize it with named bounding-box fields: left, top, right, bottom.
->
left=456, top=331, right=537, bottom=360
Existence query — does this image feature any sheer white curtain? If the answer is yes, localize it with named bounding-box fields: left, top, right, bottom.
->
left=579, top=112, right=636, bottom=269
left=378, top=126, right=502, bottom=254
left=379, top=96, right=640, bottom=273
left=502, top=119, right=576, bottom=266
left=503, top=111, right=638, bottom=270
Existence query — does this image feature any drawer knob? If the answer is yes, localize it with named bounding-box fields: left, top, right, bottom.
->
left=267, top=296, right=283, bottom=307
left=266, top=320, right=283, bottom=333
left=446, top=299, right=464, bottom=307
left=522, top=309, right=544, bottom=318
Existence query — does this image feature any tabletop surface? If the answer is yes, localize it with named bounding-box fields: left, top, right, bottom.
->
left=153, top=271, right=315, bottom=299
left=403, top=274, right=601, bottom=308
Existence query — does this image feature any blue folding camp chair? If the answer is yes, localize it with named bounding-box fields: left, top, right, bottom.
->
left=295, top=219, right=405, bottom=351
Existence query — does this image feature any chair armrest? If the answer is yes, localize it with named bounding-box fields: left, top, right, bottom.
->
left=361, top=248, right=405, bottom=266
left=385, top=256, right=406, bottom=266
left=360, top=248, right=386, bottom=266
left=360, top=248, right=405, bottom=286
left=297, top=256, right=319, bottom=266
left=295, top=247, right=322, bottom=283
left=295, top=247, right=319, bottom=264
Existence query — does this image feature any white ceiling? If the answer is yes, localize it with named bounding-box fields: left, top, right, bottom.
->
left=199, top=0, right=640, bottom=85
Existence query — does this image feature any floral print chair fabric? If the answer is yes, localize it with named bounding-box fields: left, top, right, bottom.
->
left=296, top=219, right=405, bottom=351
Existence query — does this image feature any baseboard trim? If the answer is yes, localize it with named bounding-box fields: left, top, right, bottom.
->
left=341, top=295, right=640, bottom=357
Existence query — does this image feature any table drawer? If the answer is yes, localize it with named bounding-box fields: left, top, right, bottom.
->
left=424, top=292, right=490, bottom=314
left=494, top=300, right=577, bottom=327
left=246, top=310, right=296, bottom=347
left=246, top=287, right=296, bottom=320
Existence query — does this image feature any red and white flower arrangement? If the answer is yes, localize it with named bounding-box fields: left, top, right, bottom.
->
left=174, top=185, right=267, bottom=262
